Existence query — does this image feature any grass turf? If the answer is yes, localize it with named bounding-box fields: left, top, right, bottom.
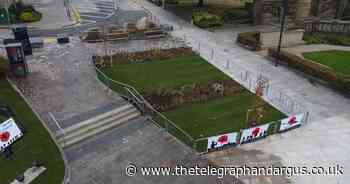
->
left=0, top=79, right=64, bottom=184
left=162, top=91, right=285, bottom=139
left=102, top=55, right=285, bottom=150
left=303, top=50, right=350, bottom=75
left=103, top=55, right=231, bottom=93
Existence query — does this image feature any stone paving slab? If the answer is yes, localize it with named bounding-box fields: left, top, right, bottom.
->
left=28, top=0, right=74, bottom=29
left=65, top=117, right=243, bottom=184
left=59, top=100, right=128, bottom=129
left=13, top=37, right=123, bottom=132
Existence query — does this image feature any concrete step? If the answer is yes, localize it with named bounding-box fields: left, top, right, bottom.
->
left=61, top=104, right=134, bottom=136
left=59, top=107, right=138, bottom=141
left=59, top=109, right=140, bottom=148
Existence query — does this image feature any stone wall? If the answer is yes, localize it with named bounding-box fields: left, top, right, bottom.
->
left=205, top=0, right=245, bottom=7
left=317, top=0, right=338, bottom=18
left=253, top=0, right=307, bottom=25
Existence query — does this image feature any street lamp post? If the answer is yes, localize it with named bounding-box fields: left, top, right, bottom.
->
left=114, top=0, right=118, bottom=10
left=275, top=0, right=288, bottom=67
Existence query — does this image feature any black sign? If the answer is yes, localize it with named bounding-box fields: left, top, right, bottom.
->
left=5, top=43, right=25, bottom=65
left=12, top=26, right=32, bottom=56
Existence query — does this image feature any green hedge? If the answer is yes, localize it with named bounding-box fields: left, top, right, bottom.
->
left=192, top=12, right=224, bottom=28
left=268, top=48, right=350, bottom=95
left=8, top=1, right=42, bottom=23
left=19, top=10, right=42, bottom=23
left=236, top=31, right=262, bottom=51
left=303, top=33, right=350, bottom=46
left=222, top=8, right=251, bottom=22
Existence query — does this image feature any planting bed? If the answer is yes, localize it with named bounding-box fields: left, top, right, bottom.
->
left=101, top=51, right=285, bottom=146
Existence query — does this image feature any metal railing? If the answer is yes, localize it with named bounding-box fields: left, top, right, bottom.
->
left=304, top=19, right=350, bottom=35
left=95, top=64, right=309, bottom=153
left=95, top=66, right=196, bottom=149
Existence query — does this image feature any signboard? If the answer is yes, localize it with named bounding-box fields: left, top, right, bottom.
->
left=207, top=132, right=238, bottom=151
left=240, top=123, right=270, bottom=144
left=4, top=41, right=28, bottom=77
left=13, top=26, right=32, bottom=56
left=5, top=42, right=25, bottom=65
left=279, top=113, right=304, bottom=132
left=0, top=118, right=23, bottom=151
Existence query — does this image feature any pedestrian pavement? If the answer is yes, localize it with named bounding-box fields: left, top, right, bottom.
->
left=11, top=35, right=245, bottom=184
left=129, top=0, right=350, bottom=183
left=27, top=0, right=74, bottom=29
left=284, top=44, right=350, bottom=57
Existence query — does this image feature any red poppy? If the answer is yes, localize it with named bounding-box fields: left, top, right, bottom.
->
left=252, top=127, right=260, bottom=137
left=288, top=116, right=297, bottom=125
left=0, top=131, right=11, bottom=142
left=218, top=135, right=228, bottom=144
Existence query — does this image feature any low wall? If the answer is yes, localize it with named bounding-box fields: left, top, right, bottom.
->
left=260, top=29, right=305, bottom=48
left=236, top=31, right=262, bottom=51
left=268, top=48, right=350, bottom=95
left=237, top=29, right=305, bottom=51
left=304, top=20, right=350, bottom=35
left=205, top=0, right=244, bottom=7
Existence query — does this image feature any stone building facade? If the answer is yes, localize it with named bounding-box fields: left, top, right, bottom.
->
left=253, top=0, right=313, bottom=25
left=252, top=0, right=348, bottom=25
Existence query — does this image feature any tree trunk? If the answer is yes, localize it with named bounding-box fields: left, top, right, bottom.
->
left=336, top=0, right=348, bottom=19
left=197, top=0, right=204, bottom=7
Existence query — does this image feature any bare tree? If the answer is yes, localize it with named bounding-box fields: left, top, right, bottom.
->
left=197, top=0, right=204, bottom=7
left=336, top=0, right=348, bottom=19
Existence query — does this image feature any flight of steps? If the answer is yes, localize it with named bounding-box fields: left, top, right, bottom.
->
left=57, top=103, right=141, bottom=148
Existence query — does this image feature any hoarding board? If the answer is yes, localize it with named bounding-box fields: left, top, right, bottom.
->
left=207, top=132, right=238, bottom=151
left=240, top=123, right=270, bottom=144
left=0, top=118, right=23, bottom=151
left=279, top=113, right=304, bottom=132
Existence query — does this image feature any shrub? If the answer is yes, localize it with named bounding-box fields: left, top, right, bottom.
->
left=19, top=11, right=41, bottom=22
left=8, top=1, right=42, bottom=23
left=145, top=80, right=245, bottom=111
left=222, top=8, right=250, bottom=22
left=94, top=47, right=196, bottom=66
left=192, top=12, right=224, bottom=28
left=303, top=33, right=350, bottom=46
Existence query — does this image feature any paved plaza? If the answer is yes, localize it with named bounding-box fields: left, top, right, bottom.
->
left=126, top=0, right=350, bottom=183
left=4, top=0, right=350, bottom=184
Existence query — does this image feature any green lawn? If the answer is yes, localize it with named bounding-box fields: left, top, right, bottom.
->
left=103, top=55, right=231, bottom=93
left=303, top=50, right=350, bottom=75
left=102, top=55, right=285, bottom=150
left=0, top=79, right=64, bottom=184
left=163, top=92, right=285, bottom=139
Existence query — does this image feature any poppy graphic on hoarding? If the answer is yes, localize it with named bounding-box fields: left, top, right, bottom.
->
left=252, top=127, right=260, bottom=137
left=218, top=135, right=228, bottom=144
left=0, top=131, right=11, bottom=142
left=279, top=113, right=304, bottom=132
left=240, top=123, right=270, bottom=144
left=207, top=132, right=238, bottom=151
left=288, top=115, right=297, bottom=125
